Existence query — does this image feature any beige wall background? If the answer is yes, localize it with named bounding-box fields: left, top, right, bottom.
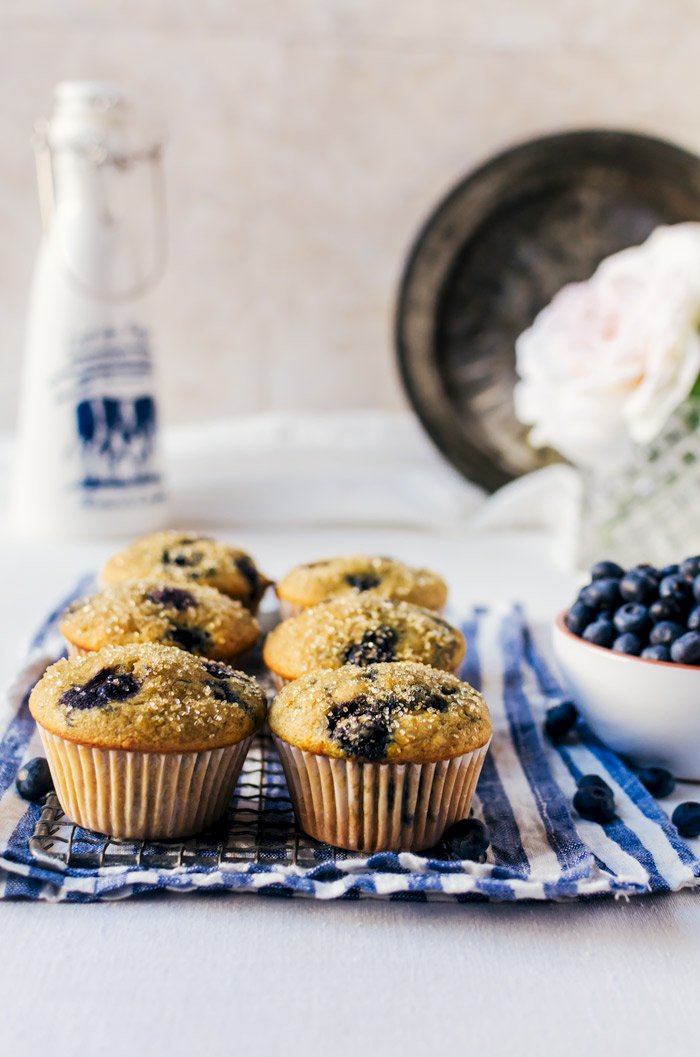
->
left=1, top=0, right=700, bottom=430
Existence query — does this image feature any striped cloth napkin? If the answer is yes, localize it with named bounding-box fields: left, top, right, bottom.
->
left=0, top=582, right=697, bottom=902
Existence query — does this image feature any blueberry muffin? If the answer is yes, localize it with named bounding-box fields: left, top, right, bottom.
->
left=101, top=531, right=271, bottom=611
left=276, top=555, right=448, bottom=617
left=263, top=596, right=465, bottom=687
left=268, top=661, right=491, bottom=852
left=60, top=580, right=260, bottom=663
left=29, top=644, right=267, bottom=839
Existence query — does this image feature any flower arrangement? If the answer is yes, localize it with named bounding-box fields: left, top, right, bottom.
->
left=513, top=223, right=700, bottom=565
left=514, top=223, right=700, bottom=467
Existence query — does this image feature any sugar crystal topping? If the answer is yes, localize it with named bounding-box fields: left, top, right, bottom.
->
left=277, top=554, right=447, bottom=608
left=264, top=595, right=463, bottom=677
left=29, top=643, right=266, bottom=751
left=269, top=660, right=490, bottom=763
left=60, top=578, right=259, bottom=656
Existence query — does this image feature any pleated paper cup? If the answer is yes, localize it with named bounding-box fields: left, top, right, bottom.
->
left=272, top=735, right=491, bottom=853
left=37, top=726, right=252, bottom=840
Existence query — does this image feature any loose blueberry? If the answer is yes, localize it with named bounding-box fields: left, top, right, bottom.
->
left=612, top=632, right=642, bottom=656
left=565, top=601, right=596, bottom=636
left=613, top=603, right=650, bottom=637
left=687, top=605, right=700, bottom=631
left=577, top=584, right=598, bottom=607
left=659, top=574, right=692, bottom=608
left=649, top=620, right=685, bottom=646
left=650, top=597, right=686, bottom=623
left=693, top=574, right=700, bottom=603
left=659, top=564, right=680, bottom=578
left=444, top=817, right=491, bottom=861
left=631, top=564, right=661, bottom=581
left=680, top=556, right=700, bottom=581
left=577, top=774, right=613, bottom=796
left=15, top=757, right=54, bottom=802
left=672, top=801, right=700, bottom=838
left=146, top=586, right=196, bottom=610
left=344, top=625, right=398, bottom=665
left=544, top=701, right=578, bottom=741
left=579, top=578, right=621, bottom=610
left=591, top=561, right=624, bottom=581
left=635, top=766, right=675, bottom=798
left=60, top=667, right=140, bottom=710
left=670, top=631, right=700, bottom=665
left=582, top=619, right=616, bottom=647
left=573, top=785, right=616, bottom=824
left=346, top=573, right=381, bottom=593
left=619, top=571, right=658, bottom=604
left=641, top=644, right=671, bottom=662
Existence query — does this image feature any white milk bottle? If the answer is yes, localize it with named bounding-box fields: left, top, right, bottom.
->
left=11, top=81, right=168, bottom=539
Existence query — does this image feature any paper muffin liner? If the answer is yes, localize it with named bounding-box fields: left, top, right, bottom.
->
left=272, top=735, right=491, bottom=853
left=37, top=727, right=253, bottom=840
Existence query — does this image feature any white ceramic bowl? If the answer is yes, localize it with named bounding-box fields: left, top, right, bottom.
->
left=552, top=614, right=700, bottom=780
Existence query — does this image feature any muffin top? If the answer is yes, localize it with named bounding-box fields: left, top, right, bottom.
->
left=101, top=531, right=270, bottom=610
left=276, top=555, right=448, bottom=611
left=29, top=644, right=267, bottom=752
left=60, top=580, right=260, bottom=660
left=268, top=661, right=490, bottom=763
left=263, top=596, right=465, bottom=680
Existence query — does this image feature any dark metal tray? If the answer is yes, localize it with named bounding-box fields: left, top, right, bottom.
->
left=395, top=129, right=700, bottom=491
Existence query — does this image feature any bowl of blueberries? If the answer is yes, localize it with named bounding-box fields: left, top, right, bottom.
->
left=553, top=556, right=700, bottom=780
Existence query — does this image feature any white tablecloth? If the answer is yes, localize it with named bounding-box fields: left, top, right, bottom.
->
left=1, top=414, right=697, bottom=1057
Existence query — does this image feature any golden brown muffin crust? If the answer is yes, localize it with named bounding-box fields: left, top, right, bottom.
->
left=60, top=579, right=260, bottom=660
left=29, top=643, right=267, bottom=752
left=276, top=555, right=448, bottom=611
left=268, top=661, right=490, bottom=763
left=263, top=596, right=464, bottom=680
left=101, top=531, right=271, bottom=610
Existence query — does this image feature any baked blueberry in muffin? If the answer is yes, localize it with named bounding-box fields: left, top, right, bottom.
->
left=263, top=595, right=465, bottom=685
left=276, top=555, right=447, bottom=617
left=29, top=644, right=267, bottom=839
left=60, top=579, right=260, bottom=662
left=101, top=531, right=271, bottom=611
left=268, top=661, right=491, bottom=852
left=269, top=661, right=488, bottom=763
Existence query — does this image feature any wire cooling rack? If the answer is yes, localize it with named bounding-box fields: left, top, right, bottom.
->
left=28, top=732, right=352, bottom=873
left=25, top=646, right=357, bottom=872
left=24, top=632, right=467, bottom=877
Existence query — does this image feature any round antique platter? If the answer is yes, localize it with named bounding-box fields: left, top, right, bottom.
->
left=395, top=129, right=700, bottom=492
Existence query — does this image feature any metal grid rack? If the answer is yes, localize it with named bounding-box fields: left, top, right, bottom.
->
left=26, top=644, right=457, bottom=875
left=28, top=732, right=350, bottom=873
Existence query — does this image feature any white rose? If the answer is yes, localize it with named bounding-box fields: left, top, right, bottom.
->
left=514, top=223, right=700, bottom=467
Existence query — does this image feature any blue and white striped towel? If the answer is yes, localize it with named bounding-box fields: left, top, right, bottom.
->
left=0, top=580, right=697, bottom=902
